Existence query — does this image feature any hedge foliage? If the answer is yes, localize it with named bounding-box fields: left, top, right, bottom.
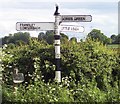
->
left=1, top=38, right=120, bottom=103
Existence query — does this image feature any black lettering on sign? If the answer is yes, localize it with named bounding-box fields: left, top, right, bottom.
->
left=19, top=23, right=40, bottom=30
left=23, top=27, right=27, bottom=30
left=68, top=27, right=70, bottom=30
left=74, top=17, right=86, bottom=21
left=38, top=27, right=41, bottom=29
left=63, top=27, right=67, bottom=30
left=62, top=17, right=73, bottom=21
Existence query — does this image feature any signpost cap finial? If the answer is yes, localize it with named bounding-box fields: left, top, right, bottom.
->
left=54, top=4, right=60, bottom=15
left=55, top=3, right=58, bottom=7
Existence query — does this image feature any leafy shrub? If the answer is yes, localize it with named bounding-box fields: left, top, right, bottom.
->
left=2, top=79, right=74, bottom=103
left=1, top=38, right=120, bottom=103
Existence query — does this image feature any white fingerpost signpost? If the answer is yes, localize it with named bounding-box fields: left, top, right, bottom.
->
left=16, top=4, right=92, bottom=83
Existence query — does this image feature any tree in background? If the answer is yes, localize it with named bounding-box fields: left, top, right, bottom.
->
left=69, top=37, right=77, bottom=44
left=46, top=31, right=54, bottom=44
left=111, top=34, right=116, bottom=44
left=2, top=32, right=30, bottom=45
left=38, top=30, right=54, bottom=44
left=87, top=29, right=111, bottom=44
left=38, top=32, right=45, bottom=41
left=111, top=34, right=120, bottom=44
left=60, top=33, right=69, bottom=44
left=2, top=30, right=119, bottom=46
left=116, top=34, right=120, bottom=44
left=38, top=31, right=69, bottom=44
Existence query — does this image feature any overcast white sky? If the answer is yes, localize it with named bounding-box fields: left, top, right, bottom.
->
left=0, top=0, right=119, bottom=39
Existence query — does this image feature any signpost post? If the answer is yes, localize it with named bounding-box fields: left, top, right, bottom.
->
left=16, top=4, right=92, bottom=83
left=54, top=4, right=61, bottom=82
